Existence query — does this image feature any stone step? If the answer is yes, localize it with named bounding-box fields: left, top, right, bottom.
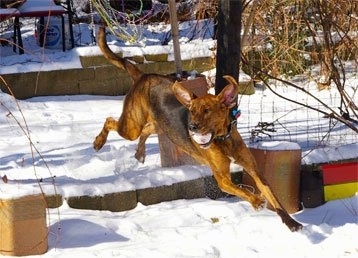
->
left=46, top=173, right=242, bottom=211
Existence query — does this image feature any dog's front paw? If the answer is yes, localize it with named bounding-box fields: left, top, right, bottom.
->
left=93, top=136, right=106, bottom=151
left=251, top=195, right=267, bottom=211
left=287, top=220, right=303, bottom=232
left=134, top=150, right=145, bottom=163
left=276, top=208, right=303, bottom=232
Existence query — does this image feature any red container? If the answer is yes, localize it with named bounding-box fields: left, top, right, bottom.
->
left=321, top=162, right=358, bottom=201
left=322, top=162, right=358, bottom=185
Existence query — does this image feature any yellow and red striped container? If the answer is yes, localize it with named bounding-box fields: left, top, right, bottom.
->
left=322, top=162, right=358, bottom=201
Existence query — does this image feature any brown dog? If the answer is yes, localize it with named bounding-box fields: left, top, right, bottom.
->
left=93, top=26, right=303, bottom=232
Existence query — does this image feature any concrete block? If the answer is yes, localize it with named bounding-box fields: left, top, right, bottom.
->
left=66, top=191, right=137, bottom=212
left=94, top=65, right=120, bottom=79
left=101, top=192, right=138, bottom=212
left=136, top=178, right=206, bottom=206
left=176, top=178, right=206, bottom=199
left=137, top=184, right=179, bottom=206
left=204, top=172, right=243, bottom=200
left=79, top=77, right=130, bottom=95
left=144, top=53, right=168, bottom=62
left=80, top=54, right=122, bottom=68
left=45, top=194, right=63, bottom=208
left=0, top=73, right=37, bottom=99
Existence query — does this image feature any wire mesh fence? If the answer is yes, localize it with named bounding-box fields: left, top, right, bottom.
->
left=236, top=78, right=357, bottom=154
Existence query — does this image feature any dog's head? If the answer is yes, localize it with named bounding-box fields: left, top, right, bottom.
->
left=172, top=75, right=239, bottom=149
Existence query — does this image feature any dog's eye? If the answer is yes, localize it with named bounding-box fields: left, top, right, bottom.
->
left=204, top=108, right=210, bottom=114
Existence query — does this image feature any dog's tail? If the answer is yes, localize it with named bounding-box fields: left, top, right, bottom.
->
left=98, top=26, right=143, bottom=82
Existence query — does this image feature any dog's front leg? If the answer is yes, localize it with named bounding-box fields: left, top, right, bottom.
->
left=253, top=178, right=303, bottom=231
left=205, top=150, right=266, bottom=210
left=214, top=170, right=267, bottom=210
left=232, top=141, right=303, bottom=231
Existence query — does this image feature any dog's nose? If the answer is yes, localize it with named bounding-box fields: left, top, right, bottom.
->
left=188, top=123, right=198, bottom=132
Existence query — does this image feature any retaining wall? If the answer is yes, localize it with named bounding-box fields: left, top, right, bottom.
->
left=0, top=54, right=213, bottom=99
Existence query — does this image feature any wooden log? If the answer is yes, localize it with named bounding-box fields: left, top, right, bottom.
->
left=158, top=74, right=208, bottom=167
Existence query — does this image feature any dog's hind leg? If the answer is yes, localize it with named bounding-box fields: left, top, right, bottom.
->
left=93, top=117, right=119, bottom=151
left=93, top=114, right=146, bottom=151
left=93, top=108, right=147, bottom=152
left=93, top=85, right=151, bottom=152
left=135, top=122, right=156, bottom=163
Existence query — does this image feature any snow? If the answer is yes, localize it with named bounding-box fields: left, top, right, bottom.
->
left=43, top=196, right=357, bottom=258
left=0, top=17, right=357, bottom=257
left=249, top=141, right=301, bottom=151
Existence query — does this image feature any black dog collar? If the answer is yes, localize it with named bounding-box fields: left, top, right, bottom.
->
left=216, top=120, right=237, bottom=141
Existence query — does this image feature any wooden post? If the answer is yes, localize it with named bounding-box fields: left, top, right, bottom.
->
left=158, top=1, right=209, bottom=167
left=168, top=0, right=182, bottom=77
left=158, top=75, right=208, bottom=167
left=215, top=0, right=242, bottom=94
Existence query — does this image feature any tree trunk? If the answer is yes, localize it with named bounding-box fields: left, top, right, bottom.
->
left=215, top=0, right=242, bottom=95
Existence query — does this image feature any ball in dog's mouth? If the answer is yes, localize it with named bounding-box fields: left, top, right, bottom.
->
left=190, top=132, right=213, bottom=148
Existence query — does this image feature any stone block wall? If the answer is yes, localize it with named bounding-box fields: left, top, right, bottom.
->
left=0, top=53, right=213, bottom=99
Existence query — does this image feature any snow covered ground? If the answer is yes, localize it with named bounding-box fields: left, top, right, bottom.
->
left=0, top=18, right=357, bottom=257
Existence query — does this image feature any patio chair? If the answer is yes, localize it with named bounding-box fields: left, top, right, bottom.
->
left=13, top=0, right=74, bottom=54
left=0, top=8, right=19, bottom=22
left=0, top=7, right=20, bottom=51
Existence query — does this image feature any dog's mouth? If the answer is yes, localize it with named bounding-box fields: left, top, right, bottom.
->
left=189, top=131, right=214, bottom=149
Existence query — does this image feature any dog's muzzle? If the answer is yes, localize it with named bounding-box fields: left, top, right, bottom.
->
left=188, top=123, right=213, bottom=149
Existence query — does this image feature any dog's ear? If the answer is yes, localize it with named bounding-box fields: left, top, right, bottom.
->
left=218, top=75, right=239, bottom=108
left=172, top=81, right=194, bottom=107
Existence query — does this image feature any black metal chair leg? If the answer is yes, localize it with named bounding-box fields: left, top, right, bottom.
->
left=13, top=17, right=17, bottom=53
left=66, top=0, right=75, bottom=48
left=60, top=15, right=65, bottom=51
left=13, top=17, right=24, bottom=54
